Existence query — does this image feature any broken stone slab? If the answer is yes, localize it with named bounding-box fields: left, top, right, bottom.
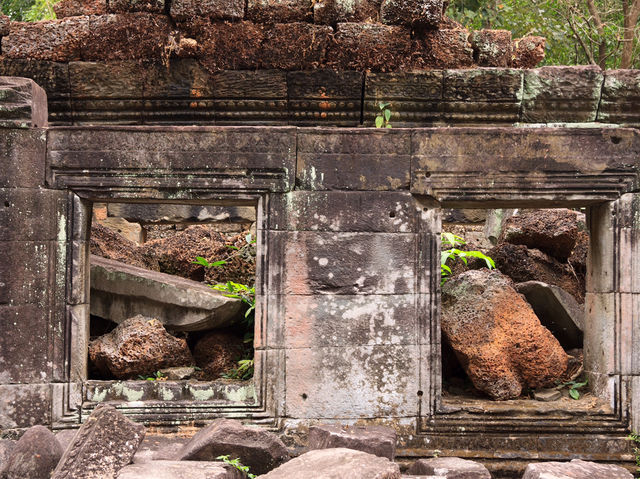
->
left=106, top=203, right=256, bottom=224
left=90, top=255, right=242, bottom=332
left=483, top=208, right=516, bottom=246
left=515, top=281, right=584, bottom=350
left=533, top=388, right=562, bottom=402
left=52, top=404, right=146, bottom=479
left=500, top=208, right=581, bottom=262
left=258, top=448, right=401, bottom=478
left=117, top=460, right=245, bottom=478
left=89, top=315, right=194, bottom=379
left=0, top=77, right=48, bottom=128
left=442, top=270, right=569, bottom=400
left=158, top=366, right=196, bottom=380
left=522, top=459, right=633, bottom=479
left=407, top=457, right=491, bottom=478
left=0, top=426, right=63, bottom=479
left=173, top=418, right=289, bottom=476
left=96, top=217, right=144, bottom=244
left=308, top=425, right=396, bottom=460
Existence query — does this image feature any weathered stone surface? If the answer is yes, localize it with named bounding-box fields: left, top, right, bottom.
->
left=170, top=0, right=244, bottom=20
left=0, top=77, right=48, bottom=128
left=54, top=0, right=106, bottom=17
left=313, top=0, right=380, bottom=24
left=259, top=448, right=401, bottom=479
left=0, top=384, right=51, bottom=429
left=0, top=441, right=15, bottom=471
left=533, top=388, right=561, bottom=401
left=308, top=425, right=396, bottom=460
left=489, top=243, right=584, bottom=303
left=327, top=23, right=411, bottom=72
left=412, top=29, right=473, bottom=69
left=522, top=66, right=603, bottom=123
left=500, top=208, right=580, bottom=261
left=108, top=203, right=256, bottom=224
left=90, top=223, right=155, bottom=270
left=0, top=15, right=9, bottom=36
left=261, top=23, right=332, bottom=70
left=55, top=429, right=77, bottom=452
left=157, top=366, right=196, bottom=380
left=380, top=0, right=444, bottom=28
left=512, top=35, right=545, bottom=68
left=89, top=315, right=194, bottom=379
left=598, top=69, right=640, bottom=126
left=118, top=460, right=245, bottom=478
left=470, top=29, right=512, bottom=67
left=52, top=404, right=145, bottom=479
left=174, top=418, right=289, bottom=475
left=109, top=0, right=164, bottom=13
left=193, top=330, right=245, bottom=379
left=90, top=255, right=242, bottom=332
left=516, top=281, right=584, bottom=350
left=97, top=216, right=144, bottom=243
left=247, top=0, right=312, bottom=22
left=522, top=459, right=633, bottom=479
left=0, top=130, right=45, bottom=189
left=0, top=426, right=63, bottom=479
left=442, top=269, right=569, bottom=400
left=407, top=457, right=491, bottom=478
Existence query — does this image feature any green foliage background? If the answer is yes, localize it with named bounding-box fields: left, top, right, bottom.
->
left=1, top=0, right=58, bottom=20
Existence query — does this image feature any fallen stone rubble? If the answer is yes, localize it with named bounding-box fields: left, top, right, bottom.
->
left=0, top=417, right=633, bottom=478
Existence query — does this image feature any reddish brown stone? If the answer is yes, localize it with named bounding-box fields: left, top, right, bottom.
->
left=53, top=0, right=106, bottom=17
left=411, top=28, right=474, bottom=68
left=470, top=29, right=512, bottom=67
left=2, top=18, right=86, bottom=61
left=247, top=0, right=312, bottom=23
left=500, top=208, right=580, bottom=262
left=381, top=0, right=444, bottom=28
left=108, top=0, right=164, bottom=13
left=442, top=269, right=569, bottom=400
left=170, top=0, right=244, bottom=21
left=0, top=15, right=10, bottom=35
left=512, top=35, right=545, bottom=68
left=327, top=23, right=412, bottom=72
left=192, top=330, right=245, bottom=379
left=261, top=23, right=332, bottom=70
left=89, top=315, right=194, bottom=379
left=313, top=0, right=381, bottom=24
left=90, top=223, right=157, bottom=270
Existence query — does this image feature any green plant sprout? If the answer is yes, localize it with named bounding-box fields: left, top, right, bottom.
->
left=627, top=432, right=640, bottom=472
left=375, top=102, right=392, bottom=128
left=192, top=234, right=256, bottom=270
left=440, top=232, right=495, bottom=285
left=560, top=379, right=588, bottom=400
left=217, top=455, right=256, bottom=478
left=222, top=359, right=254, bottom=381
left=137, top=371, right=166, bottom=381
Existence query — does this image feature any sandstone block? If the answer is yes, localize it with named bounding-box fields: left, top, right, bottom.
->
left=516, top=281, right=584, bottom=350
left=522, top=459, right=632, bottom=479
left=407, top=457, right=491, bottom=478
left=470, top=29, right=512, bottom=67
left=96, top=216, right=144, bottom=244
left=501, top=208, right=580, bottom=262
left=174, top=418, right=289, bottom=475
left=0, top=426, right=63, bottom=479
left=0, top=384, right=51, bottom=429
left=52, top=404, right=146, bottom=479
left=313, top=0, right=380, bottom=24
left=381, top=0, right=444, bottom=28
left=512, top=35, right=545, bottom=68
left=489, top=243, right=584, bottom=303
left=170, top=0, right=244, bottom=20
left=54, top=430, right=77, bottom=452
left=0, top=130, right=46, bottom=188
left=441, top=269, right=569, bottom=400
left=118, top=460, right=245, bottom=478
left=1, top=18, right=85, bottom=61
left=412, top=29, right=473, bottom=69
left=247, top=0, right=312, bottom=22
left=309, top=425, right=396, bottom=460
left=327, top=23, right=411, bottom=71
left=261, top=23, right=332, bottom=70
left=0, top=77, right=48, bottom=128
left=259, top=448, right=401, bottom=479
left=53, top=0, right=107, bottom=17
left=88, top=315, right=194, bottom=379
left=107, top=203, right=256, bottom=224
left=598, top=69, right=640, bottom=126
left=90, top=255, right=242, bottom=332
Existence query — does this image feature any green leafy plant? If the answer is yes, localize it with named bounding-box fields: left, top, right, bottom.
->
left=192, top=233, right=256, bottom=270
left=375, top=102, right=392, bottom=128
left=627, top=432, right=640, bottom=472
left=222, top=358, right=254, bottom=381
left=216, top=455, right=256, bottom=479
left=137, top=371, right=166, bottom=381
left=440, top=232, right=495, bottom=285
left=560, top=378, right=588, bottom=399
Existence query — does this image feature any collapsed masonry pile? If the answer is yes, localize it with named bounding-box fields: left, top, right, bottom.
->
left=0, top=0, right=544, bottom=71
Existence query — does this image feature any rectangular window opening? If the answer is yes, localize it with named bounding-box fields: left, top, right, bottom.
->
left=84, top=200, right=260, bottom=406
left=438, top=206, right=610, bottom=414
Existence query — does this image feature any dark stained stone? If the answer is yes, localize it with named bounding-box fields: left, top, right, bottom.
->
left=0, top=426, right=63, bottom=479
left=470, top=29, right=512, bottom=67
left=407, top=456, right=491, bottom=478
left=308, top=425, right=397, bottom=460
left=108, top=0, right=164, bottom=13
left=522, top=459, right=632, bottom=479
left=598, top=69, right=640, bottom=126
left=259, top=448, right=401, bottom=479
left=0, top=130, right=46, bottom=188
left=313, top=0, right=381, bottom=24
left=381, top=0, right=444, bottom=28
left=247, top=0, right=312, bottom=23
left=51, top=404, right=146, bottom=479
left=411, top=29, right=474, bottom=69
left=53, top=0, right=107, bottom=17
left=0, top=385, right=51, bottom=430
left=173, top=418, right=289, bottom=475
left=442, top=269, right=568, bottom=400
left=0, top=15, right=9, bottom=36
left=261, top=23, right=332, bottom=70
left=170, top=0, right=244, bottom=20
left=0, top=77, right=48, bottom=128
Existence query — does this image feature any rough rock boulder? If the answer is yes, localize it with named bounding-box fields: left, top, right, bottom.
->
left=522, top=459, right=632, bottom=479
left=407, top=456, right=491, bottom=478
left=89, top=315, right=193, bottom=379
left=0, top=426, right=63, bottom=479
left=441, top=269, right=569, bottom=400
left=308, top=424, right=396, bottom=460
